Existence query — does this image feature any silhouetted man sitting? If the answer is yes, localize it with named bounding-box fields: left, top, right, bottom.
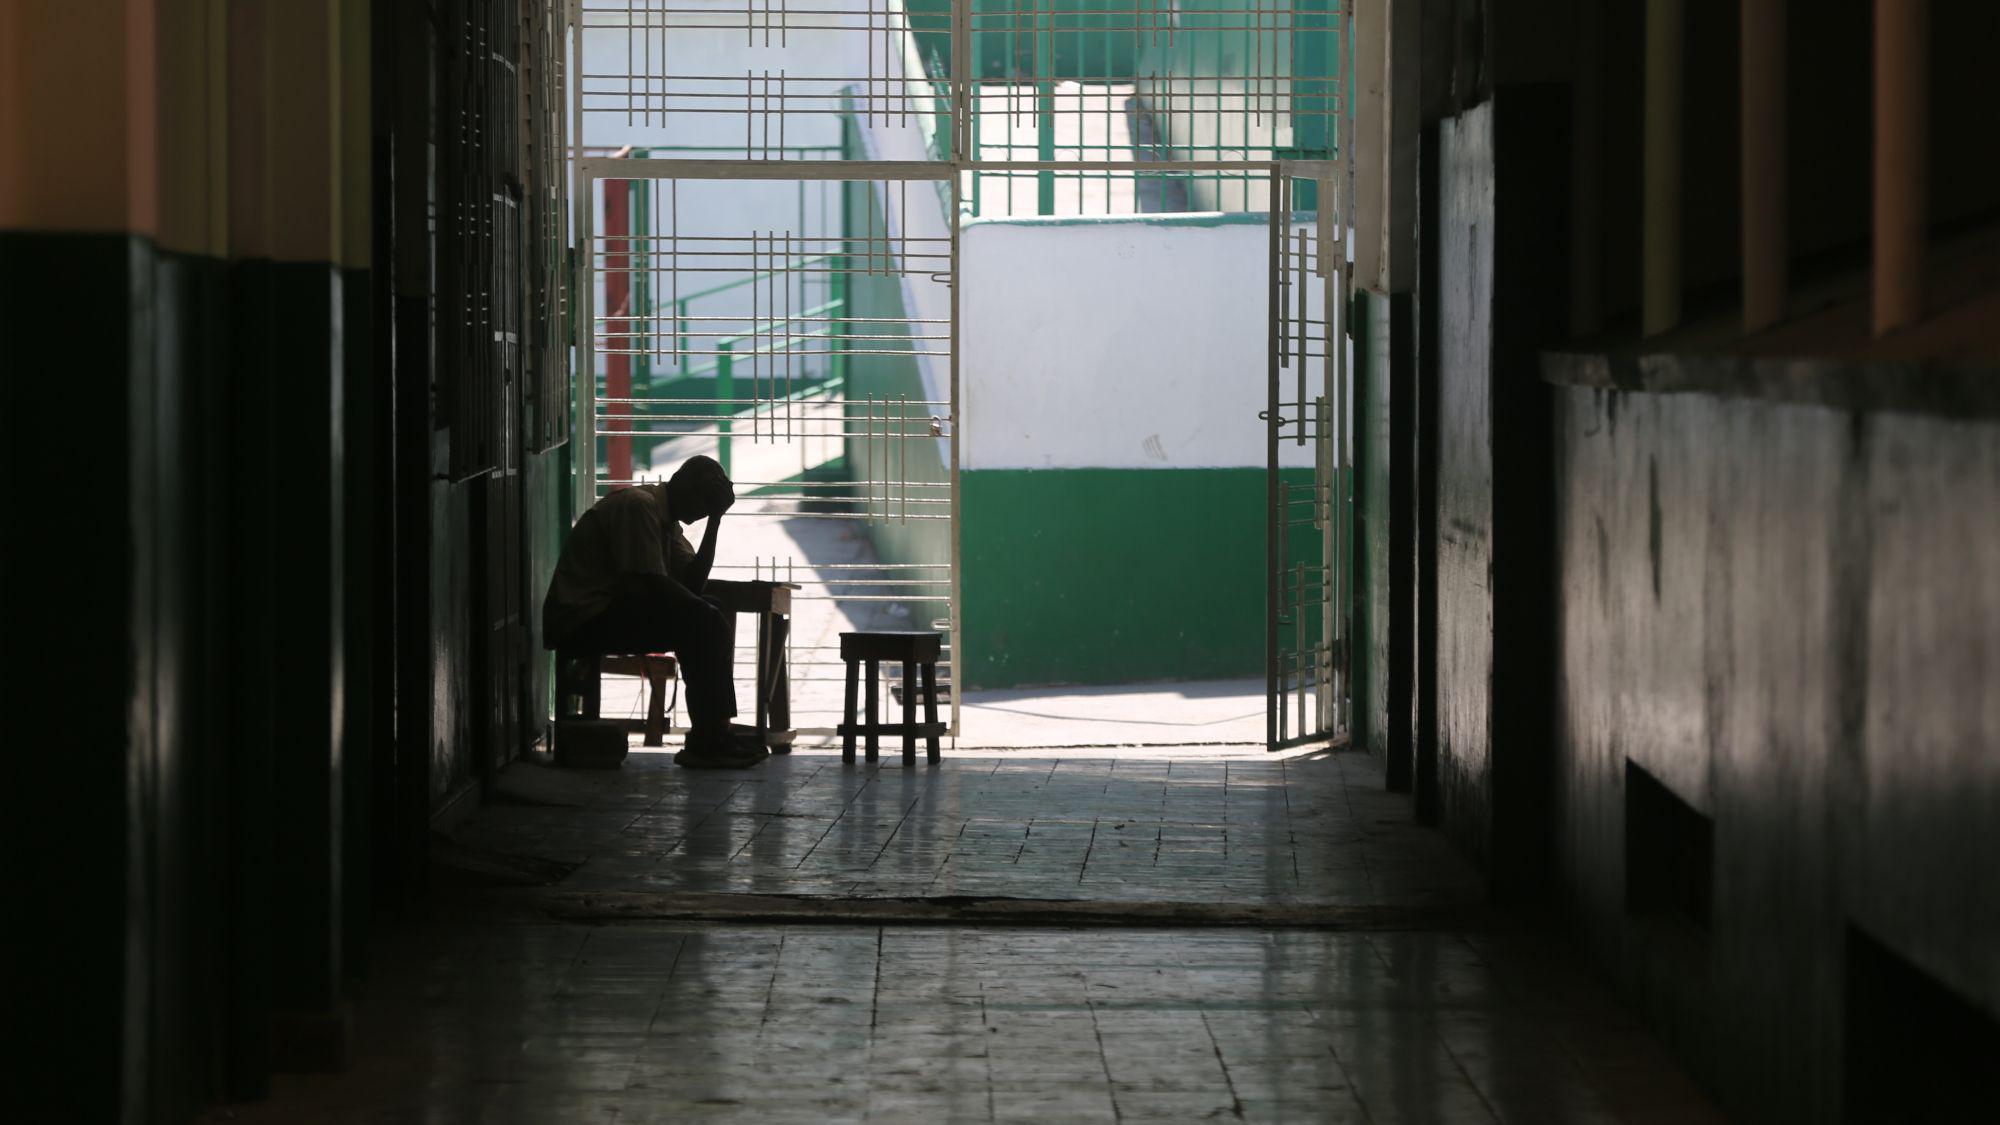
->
left=543, top=455, right=763, bottom=769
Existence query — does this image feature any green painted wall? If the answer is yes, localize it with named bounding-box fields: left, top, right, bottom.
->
left=961, top=467, right=1323, bottom=688
left=908, top=0, right=1335, bottom=92
left=963, top=468, right=1260, bottom=686
left=907, top=0, right=1143, bottom=78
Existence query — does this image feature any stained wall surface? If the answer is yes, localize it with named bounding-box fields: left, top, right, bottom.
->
left=1550, top=381, right=2000, bottom=1124
left=1432, top=103, right=1496, bottom=864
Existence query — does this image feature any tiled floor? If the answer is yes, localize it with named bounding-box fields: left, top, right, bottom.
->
left=217, top=924, right=1723, bottom=1124
left=451, top=751, right=1482, bottom=908
left=213, top=749, right=1725, bottom=1122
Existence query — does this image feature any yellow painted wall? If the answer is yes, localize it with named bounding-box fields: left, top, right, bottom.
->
left=1, top=0, right=369, bottom=267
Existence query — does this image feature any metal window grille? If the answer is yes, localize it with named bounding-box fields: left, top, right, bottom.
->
left=567, top=0, right=1352, bottom=749
left=1266, top=165, right=1348, bottom=750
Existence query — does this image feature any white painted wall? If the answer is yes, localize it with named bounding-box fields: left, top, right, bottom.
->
left=962, top=216, right=1331, bottom=470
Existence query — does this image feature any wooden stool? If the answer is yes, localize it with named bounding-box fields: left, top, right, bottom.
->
left=838, top=631, right=945, bottom=764
left=555, top=650, right=679, bottom=747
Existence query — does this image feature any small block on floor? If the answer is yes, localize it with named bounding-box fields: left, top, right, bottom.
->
left=554, top=719, right=629, bottom=768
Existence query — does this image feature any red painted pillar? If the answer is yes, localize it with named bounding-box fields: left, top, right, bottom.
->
left=603, top=178, right=633, bottom=487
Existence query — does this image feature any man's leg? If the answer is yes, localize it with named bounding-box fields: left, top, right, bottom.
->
left=672, top=605, right=739, bottom=733
left=565, top=592, right=752, bottom=763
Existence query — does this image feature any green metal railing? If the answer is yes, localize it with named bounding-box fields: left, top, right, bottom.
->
left=600, top=254, right=850, bottom=477
left=900, top=0, right=1345, bottom=217
left=596, top=148, right=848, bottom=479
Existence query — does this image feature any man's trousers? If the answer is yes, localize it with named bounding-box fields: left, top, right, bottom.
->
left=563, top=591, right=738, bottom=729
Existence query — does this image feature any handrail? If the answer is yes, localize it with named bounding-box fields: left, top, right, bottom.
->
left=678, top=299, right=848, bottom=379
left=598, top=296, right=850, bottom=381
left=671, top=253, right=833, bottom=308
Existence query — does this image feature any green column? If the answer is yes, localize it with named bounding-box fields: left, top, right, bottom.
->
left=715, top=340, right=734, bottom=476
left=1036, top=3, right=1055, bottom=215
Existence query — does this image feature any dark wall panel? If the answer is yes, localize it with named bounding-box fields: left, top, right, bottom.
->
left=1434, top=102, right=1497, bottom=869
left=1425, top=86, right=1568, bottom=892
left=432, top=483, right=475, bottom=804
left=1354, top=290, right=1395, bottom=764
left=1551, top=384, right=2000, bottom=1124
left=4, top=232, right=146, bottom=1122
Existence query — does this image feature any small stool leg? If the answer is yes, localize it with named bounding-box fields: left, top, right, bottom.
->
left=901, top=660, right=918, bottom=764
left=842, top=657, right=859, bottom=762
left=580, top=654, right=602, bottom=720
left=769, top=614, right=791, bottom=751
left=556, top=652, right=581, bottom=718
left=922, top=661, right=941, bottom=762
left=864, top=660, right=880, bottom=760
left=754, top=612, right=770, bottom=740
left=644, top=661, right=666, bottom=747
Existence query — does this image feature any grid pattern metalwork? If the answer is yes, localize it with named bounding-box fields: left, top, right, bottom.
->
left=568, top=0, right=1351, bottom=749
left=574, top=0, right=1343, bottom=213
left=576, top=161, right=960, bottom=737
left=959, top=0, right=1343, bottom=215
left=576, top=0, right=950, bottom=159
left=1266, top=166, right=1347, bottom=750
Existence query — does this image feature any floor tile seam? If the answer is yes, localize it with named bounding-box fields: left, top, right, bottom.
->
left=723, top=811, right=787, bottom=864
left=1432, top=1020, right=1508, bottom=1123
left=787, top=772, right=884, bottom=871
left=1279, top=761, right=1306, bottom=884
left=655, top=787, right=747, bottom=861
left=1083, top=989, right=1127, bottom=1122
left=868, top=927, right=885, bottom=1034
left=862, top=793, right=928, bottom=872
left=754, top=929, right=788, bottom=1041
left=547, top=924, right=598, bottom=999
left=975, top=983, right=998, bottom=1121
left=1076, top=819, right=1102, bottom=885
left=1007, top=819, right=1030, bottom=865
left=640, top=935, right=692, bottom=1034
left=1196, top=1006, right=1246, bottom=1119
left=1297, top=1006, right=1382, bottom=1125
left=922, top=819, right=976, bottom=893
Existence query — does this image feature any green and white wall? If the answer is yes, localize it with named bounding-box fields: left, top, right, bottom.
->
left=836, top=5, right=1345, bottom=691
left=956, top=214, right=1319, bottom=688
left=840, top=182, right=1326, bottom=689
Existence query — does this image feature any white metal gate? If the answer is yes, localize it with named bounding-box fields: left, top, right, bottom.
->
left=1266, top=161, right=1350, bottom=750
left=567, top=0, right=1351, bottom=749
left=576, top=161, right=961, bottom=737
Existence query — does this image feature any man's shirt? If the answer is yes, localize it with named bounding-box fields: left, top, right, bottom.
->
left=542, top=483, right=697, bottom=645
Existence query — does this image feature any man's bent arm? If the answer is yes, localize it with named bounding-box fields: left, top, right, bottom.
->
left=684, top=512, right=723, bottom=592
left=615, top=569, right=718, bottom=619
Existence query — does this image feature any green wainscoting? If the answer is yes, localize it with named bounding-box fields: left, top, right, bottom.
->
left=961, top=466, right=1323, bottom=688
